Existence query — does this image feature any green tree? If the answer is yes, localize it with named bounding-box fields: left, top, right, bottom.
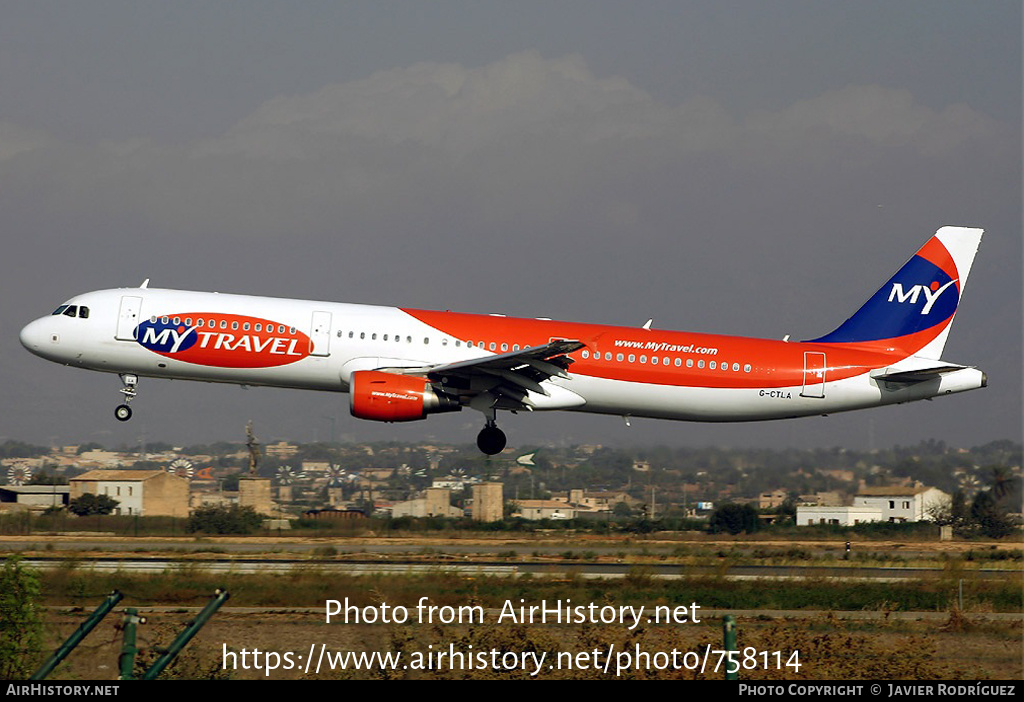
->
left=68, top=493, right=119, bottom=516
left=0, top=556, right=43, bottom=679
left=708, top=503, right=761, bottom=535
left=970, top=490, right=1015, bottom=539
left=187, top=504, right=264, bottom=534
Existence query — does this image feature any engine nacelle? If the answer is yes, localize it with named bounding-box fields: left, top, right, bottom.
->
left=349, top=370, right=461, bottom=422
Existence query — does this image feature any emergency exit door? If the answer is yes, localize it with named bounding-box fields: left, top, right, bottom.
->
left=801, top=351, right=826, bottom=398
left=115, top=296, right=143, bottom=341
left=310, top=311, right=332, bottom=356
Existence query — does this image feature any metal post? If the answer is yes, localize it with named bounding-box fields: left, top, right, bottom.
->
left=723, top=615, right=738, bottom=681
left=31, top=591, right=123, bottom=680
left=141, top=589, right=230, bottom=680
left=118, top=607, right=145, bottom=680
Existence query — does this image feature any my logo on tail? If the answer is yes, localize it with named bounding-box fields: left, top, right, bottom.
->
left=887, top=279, right=959, bottom=315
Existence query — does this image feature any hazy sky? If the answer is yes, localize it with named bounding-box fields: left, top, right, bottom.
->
left=1, top=1, right=1020, bottom=451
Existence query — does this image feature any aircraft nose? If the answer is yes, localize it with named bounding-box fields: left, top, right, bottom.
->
left=19, top=318, right=52, bottom=356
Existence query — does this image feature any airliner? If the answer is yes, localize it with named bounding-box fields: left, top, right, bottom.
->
left=20, top=226, right=985, bottom=454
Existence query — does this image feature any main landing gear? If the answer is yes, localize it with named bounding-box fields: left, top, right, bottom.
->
left=114, top=373, right=138, bottom=422
left=476, top=419, right=507, bottom=456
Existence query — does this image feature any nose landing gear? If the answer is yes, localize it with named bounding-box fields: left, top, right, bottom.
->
left=115, top=373, right=138, bottom=422
left=476, top=419, right=507, bottom=455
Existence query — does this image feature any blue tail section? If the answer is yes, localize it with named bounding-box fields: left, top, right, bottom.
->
left=806, top=227, right=982, bottom=359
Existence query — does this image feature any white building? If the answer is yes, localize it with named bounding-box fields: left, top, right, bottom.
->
left=513, top=500, right=579, bottom=520
left=70, top=470, right=189, bottom=517
left=797, top=505, right=884, bottom=526
left=854, top=486, right=949, bottom=523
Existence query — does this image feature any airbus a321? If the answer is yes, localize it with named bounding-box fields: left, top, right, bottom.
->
left=20, top=226, right=986, bottom=454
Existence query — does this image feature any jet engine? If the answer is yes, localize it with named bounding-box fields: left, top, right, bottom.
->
left=349, top=370, right=461, bottom=422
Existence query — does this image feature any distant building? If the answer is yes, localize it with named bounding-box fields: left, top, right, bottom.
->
left=797, top=505, right=884, bottom=526
left=265, top=442, right=298, bottom=458
left=302, top=508, right=367, bottom=522
left=801, top=491, right=843, bottom=507
left=797, top=485, right=949, bottom=526
left=70, top=470, right=189, bottom=517
left=0, top=486, right=69, bottom=510
left=301, top=461, right=331, bottom=474
left=854, top=486, right=949, bottom=523
left=392, top=487, right=462, bottom=518
left=513, top=500, right=578, bottom=520
left=758, top=490, right=789, bottom=509
left=472, top=483, right=503, bottom=522
left=560, top=489, right=637, bottom=512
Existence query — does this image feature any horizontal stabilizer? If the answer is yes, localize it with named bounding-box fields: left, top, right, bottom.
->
left=870, top=363, right=970, bottom=384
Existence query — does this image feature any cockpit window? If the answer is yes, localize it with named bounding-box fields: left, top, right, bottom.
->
left=51, top=304, right=88, bottom=318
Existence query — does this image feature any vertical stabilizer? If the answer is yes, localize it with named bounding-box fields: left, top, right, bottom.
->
left=806, top=226, right=983, bottom=359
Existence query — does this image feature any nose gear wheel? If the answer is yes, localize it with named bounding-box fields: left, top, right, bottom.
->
left=115, top=374, right=139, bottom=422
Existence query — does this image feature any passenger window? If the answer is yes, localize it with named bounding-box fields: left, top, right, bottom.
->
left=628, top=354, right=635, bottom=363
left=687, top=359, right=694, bottom=367
left=582, top=350, right=589, bottom=359
left=604, top=352, right=612, bottom=361
left=744, top=364, right=751, bottom=372
left=698, top=360, right=705, bottom=369
left=640, top=355, right=646, bottom=363
left=710, top=361, right=717, bottom=370
left=674, top=358, right=681, bottom=367
left=616, top=353, right=623, bottom=362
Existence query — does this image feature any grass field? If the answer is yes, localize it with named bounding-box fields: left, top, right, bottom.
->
left=8, top=534, right=1021, bottom=680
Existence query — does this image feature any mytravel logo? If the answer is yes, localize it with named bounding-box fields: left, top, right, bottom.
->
left=136, top=313, right=311, bottom=368
left=887, top=279, right=958, bottom=315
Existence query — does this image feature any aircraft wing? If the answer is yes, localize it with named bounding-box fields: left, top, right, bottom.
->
left=380, top=339, right=585, bottom=409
